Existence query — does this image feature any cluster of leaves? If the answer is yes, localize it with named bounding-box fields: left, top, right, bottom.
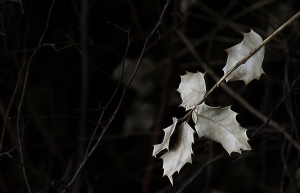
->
left=153, top=30, right=265, bottom=184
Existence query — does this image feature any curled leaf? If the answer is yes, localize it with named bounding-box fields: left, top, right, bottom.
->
left=223, top=30, right=265, bottom=84
left=160, top=122, right=195, bottom=185
left=192, top=103, right=251, bottom=155
left=177, top=71, right=206, bottom=110
left=152, top=117, right=178, bottom=157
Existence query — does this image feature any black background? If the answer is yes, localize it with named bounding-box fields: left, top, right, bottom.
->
left=1, top=0, right=300, bottom=192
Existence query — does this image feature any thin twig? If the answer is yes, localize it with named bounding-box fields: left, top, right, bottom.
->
left=14, top=1, right=56, bottom=192
left=280, top=139, right=297, bottom=192
left=0, top=22, right=31, bottom=153
left=251, top=76, right=300, bottom=138
left=175, top=153, right=224, bottom=193
left=106, top=21, right=129, bottom=33
left=10, top=114, right=99, bottom=125
left=0, top=154, right=60, bottom=187
left=84, top=28, right=131, bottom=160
left=61, top=1, right=173, bottom=192
left=233, top=113, right=299, bottom=163
left=145, top=11, right=191, bottom=52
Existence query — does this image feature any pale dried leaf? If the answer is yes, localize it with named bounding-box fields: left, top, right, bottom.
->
left=160, top=122, right=195, bottom=184
left=192, top=103, right=251, bottom=154
left=223, top=30, right=265, bottom=84
left=177, top=71, right=206, bottom=110
left=152, top=117, right=178, bottom=157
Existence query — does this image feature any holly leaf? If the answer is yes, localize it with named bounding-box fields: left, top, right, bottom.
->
left=152, top=117, right=178, bottom=157
left=160, top=122, right=195, bottom=185
left=192, top=103, right=251, bottom=154
left=177, top=71, right=206, bottom=110
left=223, top=30, right=265, bottom=84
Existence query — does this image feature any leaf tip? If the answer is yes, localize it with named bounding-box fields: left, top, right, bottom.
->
left=168, top=176, right=174, bottom=185
left=162, top=172, right=174, bottom=185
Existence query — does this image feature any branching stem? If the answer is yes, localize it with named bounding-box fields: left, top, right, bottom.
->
left=181, top=11, right=300, bottom=122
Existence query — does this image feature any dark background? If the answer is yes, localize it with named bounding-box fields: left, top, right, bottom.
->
left=1, top=0, right=300, bottom=192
